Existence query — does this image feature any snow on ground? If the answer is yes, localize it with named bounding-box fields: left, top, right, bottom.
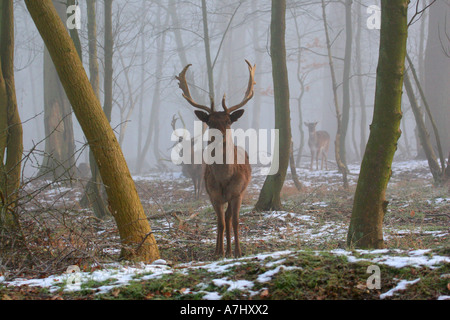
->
left=3, top=159, right=447, bottom=299
left=379, top=278, right=421, bottom=299
left=250, top=159, right=433, bottom=190
left=2, top=248, right=448, bottom=299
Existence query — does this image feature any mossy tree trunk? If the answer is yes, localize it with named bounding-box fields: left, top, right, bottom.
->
left=25, top=0, right=160, bottom=262
left=0, top=0, right=23, bottom=230
left=347, top=0, right=409, bottom=249
left=254, top=0, right=291, bottom=211
left=80, top=0, right=111, bottom=219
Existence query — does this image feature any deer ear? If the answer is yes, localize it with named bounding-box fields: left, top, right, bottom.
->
left=194, top=111, right=209, bottom=123
left=230, top=109, right=245, bottom=123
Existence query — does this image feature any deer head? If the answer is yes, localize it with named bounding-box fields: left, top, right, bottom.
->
left=176, top=60, right=256, bottom=136
left=304, top=122, right=319, bottom=133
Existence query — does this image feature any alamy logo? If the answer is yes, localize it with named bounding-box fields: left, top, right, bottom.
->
left=366, top=265, right=381, bottom=289
left=66, top=5, right=81, bottom=30
left=65, top=265, right=81, bottom=289
left=171, top=121, right=280, bottom=175
left=367, top=5, right=381, bottom=30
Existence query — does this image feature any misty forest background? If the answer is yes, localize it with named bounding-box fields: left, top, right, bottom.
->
left=13, top=0, right=448, bottom=177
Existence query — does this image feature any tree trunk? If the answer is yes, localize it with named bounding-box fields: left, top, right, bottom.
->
left=201, top=0, right=215, bottom=102
left=136, top=0, right=146, bottom=174
left=321, top=0, right=349, bottom=189
left=136, top=6, right=168, bottom=171
left=355, top=1, right=367, bottom=159
left=66, top=0, right=82, bottom=61
left=0, top=0, right=23, bottom=230
left=254, top=0, right=291, bottom=211
left=406, top=53, right=446, bottom=175
left=424, top=0, right=450, bottom=159
left=104, top=0, right=113, bottom=122
left=347, top=0, right=408, bottom=249
left=251, top=0, right=262, bottom=130
left=290, top=141, right=303, bottom=191
left=168, top=0, right=201, bottom=101
left=404, top=71, right=442, bottom=182
left=25, top=0, right=160, bottom=262
left=80, top=0, right=111, bottom=219
left=339, top=0, right=352, bottom=167
left=414, top=0, right=429, bottom=159
left=40, top=0, right=76, bottom=180
left=292, top=8, right=306, bottom=167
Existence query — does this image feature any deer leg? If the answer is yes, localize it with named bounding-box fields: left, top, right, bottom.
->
left=193, top=178, right=198, bottom=200
left=229, top=196, right=243, bottom=258
left=212, top=202, right=225, bottom=258
left=323, top=150, right=328, bottom=170
left=224, top=204, right=233, bottom=257
left=320, top=149, right=324, bottom=170
left=316, top=150, right=320, bottom=170
left=195, top=177, right=200, bottom=199
left=310, top=150, right=314, bottom=170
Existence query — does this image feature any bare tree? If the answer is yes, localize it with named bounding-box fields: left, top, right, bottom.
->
left=255, top=0, right=292, bottom=211
left=321, top=0, right=349, bottom=189
left=26, top=0, right=160, bottom=262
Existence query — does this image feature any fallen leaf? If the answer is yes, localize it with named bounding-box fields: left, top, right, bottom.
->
left=356, top=283, right=367, bottom=290
left=111, top=288, right=121, bottom=297
left=260, top=289, right=269, bottom=298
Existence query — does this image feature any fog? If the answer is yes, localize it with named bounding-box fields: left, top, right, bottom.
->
left=11, top=0, right=449, bottom=177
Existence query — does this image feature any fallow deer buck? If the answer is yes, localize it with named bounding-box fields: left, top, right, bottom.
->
left=170, top=114, right=205, bottom=200
left=176, top=60, right=255, bottom=258
left=305, top=122, right=330, bottom=171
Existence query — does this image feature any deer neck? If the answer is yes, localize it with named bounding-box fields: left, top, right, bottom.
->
left=309, top=130, right=318, bottom=142
left=209, top=129, right=237, bottom=180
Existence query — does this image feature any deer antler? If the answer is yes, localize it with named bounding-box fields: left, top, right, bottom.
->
left=169, top=113, right=191, bottom=149
left=222, top=60, right=256, bottom=113
left=176, top=64, right=213, bottom=114
left=171, top=114, right=179, bottom=133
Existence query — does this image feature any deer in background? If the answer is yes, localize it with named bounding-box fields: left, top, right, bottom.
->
left=304, top=122, right=330, bottom=171
left=176, top=60, right=255, bottom=258
left=171, top=115, right=205, bottom=200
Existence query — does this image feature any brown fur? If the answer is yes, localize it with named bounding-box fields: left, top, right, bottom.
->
left=177, top=60, right=255, bottom=258
left=305, top=122, right=330, bottom=171
left=200, top=112, right=251, bottom=258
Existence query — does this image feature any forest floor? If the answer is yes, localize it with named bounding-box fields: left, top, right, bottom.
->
left=0, top=159, right=449, bottom=300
